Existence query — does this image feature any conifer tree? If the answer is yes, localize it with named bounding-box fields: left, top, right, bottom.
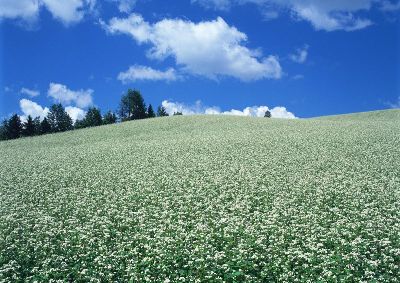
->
left=119, top=89, right=147, bottom=121
left=47, top=104, right=73, bottom=132
left=22, top=115, right=35, bottom=137
left=5, top=114, right=22, bottom=139
left=157, top=106, right=169, bottom=117
left=40, top=117, right=51, bottom=134
left=147, top=104, right=156, bottom=118
left=85, top=107, right=102, bottom=127
left=103, top=111, right=117, bottom=125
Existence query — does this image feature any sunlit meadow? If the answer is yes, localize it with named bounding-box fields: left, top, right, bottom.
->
left=1, top=110, right=399, bottom=282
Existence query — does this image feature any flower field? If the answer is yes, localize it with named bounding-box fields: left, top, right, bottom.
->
left=0, top=110, right=399, bottom=282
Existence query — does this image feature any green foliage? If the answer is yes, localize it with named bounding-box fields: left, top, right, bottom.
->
left=32, top=117, right=41, bottom=136
left=74, top=119, right=87, bottom=129
left=173, top=111, right=183, bottom=116
left=1, top=111, right=399, bottom=281
left=22, top=115, right=35, bottom=137
left=103, top=111, right=117, bottom=125
left=119, top=89, right=147, bottom=121
left=157, top=105, right=169, bottom=117
left=4, top=114, right=22, bottom=139
left=47, top=104, right=73, bottom=132
left=147, top=104, right=156, bottom=118
left=40, top=117, right=52, bottom=135
left=85, top=107, right=103, bottom=127
left=264, top=110, right=271, bottom=118
left=0, top=120, right=8, bottom=140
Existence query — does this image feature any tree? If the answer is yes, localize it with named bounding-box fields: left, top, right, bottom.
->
left=40, top=117, right=51, bottom=134
left=47, top=104, right=73, bottom=132
left=0, top=120, right=8, bottom=140
left=173, top=111, right=183, bottom=116
left=119, top=89, right=147, bottom=121
left=157, top=105, right=169, bottom=117
left=33, top=117, right=41, bottom=136
left=5, top=114, right=22, bottom=139
left=74, top=119, right=87, bottom=129
left=147, top=104, right=156, bottom=118
left=85, top=107, right=102, bottom=127
left=103, top=111, right=117, bottom=125
left=22, top=115, right=35, bottom=137
left=264, top=110, right=272, bottom=118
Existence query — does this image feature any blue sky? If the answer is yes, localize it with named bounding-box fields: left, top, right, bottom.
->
left=0, top=0, right=399, bottom=120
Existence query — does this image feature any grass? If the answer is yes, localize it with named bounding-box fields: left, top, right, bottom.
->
left=1, top=110, right=399, bottom=282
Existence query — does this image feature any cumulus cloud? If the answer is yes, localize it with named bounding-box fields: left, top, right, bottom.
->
left=388, top=96, right=400, bottom=109
left=19, top=98, right=85, bottom=123
left=0, top=0, right=95, bottom=25
left=65, top=106, right=86, bottom=122
left=162, top=100, right=297, bottom=118
left=19, top=99, right=49, bottom=121
left=0, top=0, right=39, bottom=21
left=191, top=0, right=231, bottom=10
left=102, top=14, right=282, bottom=81
left=380, top=0, right=400, bottom=11
left=109, top=0, right=137, bottom=13
left=118, top=65, right=178, bottom=83
left=47, top=83, right=93, bottom=108
left=20, top=87, right=40, bottom=98
left=289, top=45, right=309, bottom=63
left=193, top=0, right=377, bottom=31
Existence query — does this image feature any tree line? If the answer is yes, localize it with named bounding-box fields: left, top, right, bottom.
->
left=0, top=89, right=171, bottom=141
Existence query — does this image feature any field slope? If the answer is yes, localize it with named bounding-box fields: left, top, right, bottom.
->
left=1, top=110, right=399, bottom=282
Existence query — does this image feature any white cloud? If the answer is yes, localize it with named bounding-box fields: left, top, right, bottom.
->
left=292, top=74, right=304, bottom=80
left=19, top=99, right=49, bottom=121
left=20, top=87, right=40, bottom=97
left=289, top=45, right=308, bottom=63
left=380, top=1, right=400, bottom=11
left=191, top=0, right=232, bottom=10
left=388, top=96, right=400, bottom=109
left=102, top=14, right=282, bottom=81
left=161, top=100, right=220, bottom=115
left=65, top=106, right=86, bottom=122
left=193, top=0, right=377, bottom=31
left=162, top=100, right=297, bottom=118
left=0, top=0, right=39, bottom=21
left=0, top=0, right=95, bottom=25
left=41, top=0, right=95, bottom=25
left=47, top=83, right=93, bottom=108
left=109, top=0, right=136, bottom=13
left=118, top=65, right=178, bottom=83
left=18, top=98, right=85, bottom=123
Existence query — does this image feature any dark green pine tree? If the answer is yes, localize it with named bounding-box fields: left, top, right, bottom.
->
left=61, top=113, right=74, bottom=132
left=74, top=119, right=87, bottom=129
left=5, top=114, right=22, bottom=139
left=0, top=119, right=8, bottom=140
left=47, top=104, right=73, bottom=132
left=119, top=93, right=132, bottom=121
left=119, top=89, right=147, bottom=121
left=157, top=105, right=169, bottom=117
left=33, top=116, right=41, bottom=135
left=103, top=111, right=117, bottom=125
left=40, top=117, right=52, bottom=134
left=85, top=107, right=103, bottom=127
left=130, top=90, right=147, bottom=120
left=264, top=110, right=272, bottom=118
left=147, top=104, right=156, bottom=118
left=22, top=115, right=35, bottom=137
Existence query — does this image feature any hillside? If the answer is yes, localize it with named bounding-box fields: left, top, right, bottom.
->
left=1, top=110, right=399, bottom=282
